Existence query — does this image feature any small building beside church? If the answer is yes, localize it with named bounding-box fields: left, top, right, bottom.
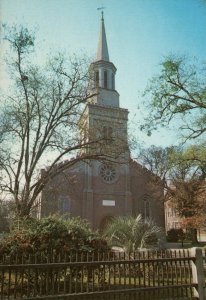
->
left=39, top=14, right=165, bottom=230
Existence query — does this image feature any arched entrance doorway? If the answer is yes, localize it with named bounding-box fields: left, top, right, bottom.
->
left=99, top=215, right=113, bottom=231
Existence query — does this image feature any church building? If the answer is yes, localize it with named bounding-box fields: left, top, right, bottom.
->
left=40, top=14, right=165, bottom=230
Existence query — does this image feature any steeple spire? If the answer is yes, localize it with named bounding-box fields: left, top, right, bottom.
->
left=88, top=11, right=119, bottom=107
left=96, top=11, right=109, bottom=61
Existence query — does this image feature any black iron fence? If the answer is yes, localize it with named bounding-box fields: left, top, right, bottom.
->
left=0, top=248, right=204, bottom=300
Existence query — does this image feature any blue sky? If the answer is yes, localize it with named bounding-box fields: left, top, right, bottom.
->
left=1, top=0, right=206, bottom=148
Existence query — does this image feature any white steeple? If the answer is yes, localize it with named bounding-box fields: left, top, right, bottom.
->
left=89, top=12, right=119, bottom=108
left=96, top=12, right=109, bottom=61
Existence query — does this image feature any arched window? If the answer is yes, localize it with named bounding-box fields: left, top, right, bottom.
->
left=102, top=126, right=113, bottom=144
left=112, top=73, right=115, bottom=90
left=95, top=71, right=99, bottom=87
left=143, top=195, right=151, bottom=219
left=58, top=196, right=70, bottom=213
left=104, top=70, right=108, bottom=88
left=145, top=200, right=150, bottom=218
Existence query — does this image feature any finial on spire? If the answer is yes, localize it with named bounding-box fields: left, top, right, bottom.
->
left=97, top=6, right=106, bottom=21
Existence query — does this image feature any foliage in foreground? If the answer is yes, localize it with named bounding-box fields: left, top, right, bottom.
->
left=103, top=214, right=161, bottom=252
left=0, top=215, right=109, bottom=255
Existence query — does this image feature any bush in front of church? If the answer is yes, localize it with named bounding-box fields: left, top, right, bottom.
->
left=166, top=228, right=185, bottom=243
left=0, top=215, right=109, bottom=257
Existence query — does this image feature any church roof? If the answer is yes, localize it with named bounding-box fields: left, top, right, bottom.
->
left=96, top=13, right=109, bottom=62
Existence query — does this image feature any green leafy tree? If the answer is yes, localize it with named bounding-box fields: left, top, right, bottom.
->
left=103, top=215, right=161, bottom=252
left=140, top=56, right=206, bottom=141
left=168, top=175, right=205, bottom=245
left=138, top=55, right=206, bottom=242
left=138, top=144, right=206, bottom=244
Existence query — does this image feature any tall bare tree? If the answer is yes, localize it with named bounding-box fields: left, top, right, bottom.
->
left=0, top=25, right=122, bottom=217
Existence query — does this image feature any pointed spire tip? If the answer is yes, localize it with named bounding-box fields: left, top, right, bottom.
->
left=97, top=6, right=106, bottom=21
left=96, top=7, right=109, bottom=62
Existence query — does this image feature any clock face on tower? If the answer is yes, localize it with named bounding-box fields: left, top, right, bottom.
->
left=99, top=164, right=118, bottom=183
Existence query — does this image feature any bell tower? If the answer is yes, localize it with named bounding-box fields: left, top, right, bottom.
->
left=79, top=12, right=132, bottom=228
left=80, top=12, right=129, bottom=160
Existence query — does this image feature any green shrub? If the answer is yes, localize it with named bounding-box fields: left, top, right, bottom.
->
left=0, top=215, right=109, bottom=256
left=103, top=215, right=161, bottom=252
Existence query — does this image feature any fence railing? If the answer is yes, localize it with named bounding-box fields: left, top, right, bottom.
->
left=0, top=248, right=205, bottom=300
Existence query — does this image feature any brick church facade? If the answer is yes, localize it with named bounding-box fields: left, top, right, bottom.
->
left=39, top=14, right=165, bottom=230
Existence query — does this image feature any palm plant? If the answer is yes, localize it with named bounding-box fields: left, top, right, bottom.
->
left=103, top=214, right=161, bottom=252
